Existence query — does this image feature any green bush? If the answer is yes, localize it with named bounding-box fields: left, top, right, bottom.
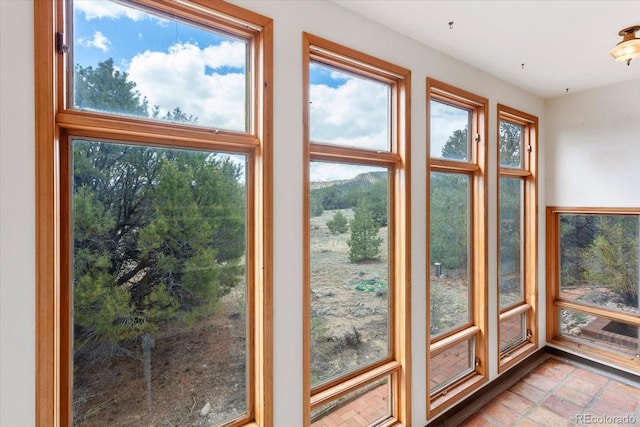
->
left=326, top=211, right=349, bottom=234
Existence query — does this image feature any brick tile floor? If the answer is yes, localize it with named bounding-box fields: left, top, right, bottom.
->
left=461, top=357, right=640, bottom=427
left=310, top=356, right=639, bottom=427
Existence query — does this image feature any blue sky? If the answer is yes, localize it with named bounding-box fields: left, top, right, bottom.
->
left=72, top=1, right=465, bottom=182
left=309, top=62, right=349, bottom=88
left=74, top=3, right=244, bottom=74
left=73, top=0, right=247, bottom=131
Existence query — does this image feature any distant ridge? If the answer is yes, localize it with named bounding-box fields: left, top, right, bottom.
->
left=310, top=171, right=386, bottom=191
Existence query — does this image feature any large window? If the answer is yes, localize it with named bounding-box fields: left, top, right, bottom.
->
left=427, top=79, right=487, bottom=416
left=497, top=105, right=538, bottom=371
left=35, top=1, right=272, bottom=425
left=547, top=208, right=640, bottom=374
left=304, top=33, right=411, bottom=426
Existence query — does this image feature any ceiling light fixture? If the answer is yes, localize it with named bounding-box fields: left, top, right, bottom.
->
left=609, top=25, right=640, bottom=65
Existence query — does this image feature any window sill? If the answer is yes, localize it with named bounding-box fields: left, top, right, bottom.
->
left=499, top=341, right=537, bottom=373
left=428, top=373, right=487, bottom=418
left=548, top=337, right=640, bottom=376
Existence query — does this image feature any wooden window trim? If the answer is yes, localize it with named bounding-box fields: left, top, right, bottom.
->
left=429, top=373, right=485, bottom=412
left=497, top=105, right=538, bottom=372
left=426, top=78, right=488, bottom=418
left=303, top=32, right=411, bottom=426
left=430, top=160, right=480, bottom=174
left=310, top=361, right=401, bottom=410
left=55, top=111, right=262, bottom=149
left=430, top=326, right=480, bottom=355
left=309, top=143, right=402, bottom=166
left=546, top=206, right=640, bottom=375
left=497, top=104, right=537, bottom=175
left=35, top=1, right=273, bottom=426
left=500, top=303, right=532, bottom=320
left=499, top=168, right=531, bottom=179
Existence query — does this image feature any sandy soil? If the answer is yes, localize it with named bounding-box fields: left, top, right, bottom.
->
left=74, top=292, right=247, bottom=427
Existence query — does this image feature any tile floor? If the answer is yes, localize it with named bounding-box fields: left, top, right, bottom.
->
left=311, top=355, right=640, bottom=426
left=461, top=357, right=640, bottom=427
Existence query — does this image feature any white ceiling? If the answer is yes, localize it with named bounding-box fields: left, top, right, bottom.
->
left=333, top=0, right=640, bottom=99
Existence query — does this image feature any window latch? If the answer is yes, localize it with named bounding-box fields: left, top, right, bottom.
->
left=56, top=32, right=70, bottom=54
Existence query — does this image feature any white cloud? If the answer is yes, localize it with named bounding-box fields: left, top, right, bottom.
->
left=127, top=41, right=247, bottom=131
left=81, top=31, right=111, bottom=52
left=429, top=100, right=469, bottom=158
left=310, top=77, right=390, bottom=151
left=74, top=0, right=148, bottom=21
left=202, top=41, right=246, bottom=68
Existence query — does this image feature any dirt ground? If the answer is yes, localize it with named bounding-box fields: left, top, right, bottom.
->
left=309, top=209, right=390, bottom=385
left=74, top=291, right=247, bottom=427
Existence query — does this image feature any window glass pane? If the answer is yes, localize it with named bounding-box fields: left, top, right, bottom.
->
left=72, top=0, right=249, bottom=131
left=310, top=162, right=390, bottom=386
left=499, top=177, right=524, bottom=310
left=559, top=214, right=640, bottom=315
left=500, top=313, right=527, bottom=353
left=311, top=376, right=392, bottom=426
left=560, top=309, right=640, bottom=358
left=309, top=61, right=391, bottom=151
left=499, top=120, right=524, bottom=168
left=430, top=338, right=475, bottom=394
left=430, top=172, right=471, bottom=337
left=72, top=140, right=248, bottom=426
left=430, top=100, right=471, bottom=161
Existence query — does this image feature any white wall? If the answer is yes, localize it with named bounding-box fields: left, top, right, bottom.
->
left=0, top=1, right=549, bottom=426
left=543, top=79, right=640, bottom=373
left=0, top=2, right=36, bottom=427
left=545, top=79, right=640, bottom=207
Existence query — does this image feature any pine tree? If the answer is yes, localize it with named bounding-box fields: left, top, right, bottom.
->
left=430, top=129, right=469, bottom=269
left=347, top=200, right=383, bottom=262
left=72, top=59, right=245, bottom=365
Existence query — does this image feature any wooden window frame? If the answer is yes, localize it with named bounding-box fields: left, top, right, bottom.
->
left=497, top=105, right=538, bottom=373
left=35, top=1, right=273, bottom=426
left=546, top=207, right=640, bottom=375
left=303, top=33, right=411, bottom=427
left=426, top=78, right=488, bottom=417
